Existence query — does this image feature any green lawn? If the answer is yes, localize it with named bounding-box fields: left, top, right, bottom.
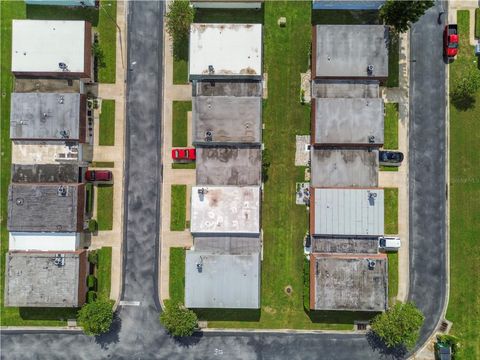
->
left=387, top=252, right=398, bottom=306
left=475, top=8, right=480, bottom=39
left=172, top=101, right=191, bottom=147
left=386, top=33, right=399, bottom=88
left=172, top=36, right=189, bottom=85
left=96, top=247, right=112, bottom=299
left=91, top=161, right=114, bottom=168
left=85, top=183, right=94, bottom=214
left=380, top=166, right=399, bottom=172
left=172, top=162, right=196, bottom=169
left=97, top=185, right=114, bottom=231
left=169, top=248, right=185, bottom=303
left=384, top=102, right=399, bottom=150
left=446, top=10, right=480, bottom=360
left=194, top=7, right=264, bottom=23
left=170, top=185, right=187, bottom=231
left=99, top=99, right=115, bottom=146
left=25, top=0, right=117, bottom=83
left=384, top=188, right=398, bottom=234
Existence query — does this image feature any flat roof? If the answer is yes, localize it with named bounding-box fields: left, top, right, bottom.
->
left=11, top=164, right=80, bottom=183
left=12, top=20, right=87, bottom=74
left=196, top=146, right=261, bottom=186
left=312, top=80, right=379, bottom=98
left=311, top=236, right=379, bottom=254
left=313, top=98, right=384, bottom=145
left=311, top=188, right=384, bottom=236
left=11, top=143, right=82, bottom=165
left=193, top=235, right=261, bottom=254
left=310, top=148, right=378, bottom=187
left=185, top=252, right=260, bottom=308
left=193, top=96, right=262, bottom=144
left=189, top=24, right=262, bottom=78
left=310, top=253, right=387, bottom=311
left=8, top=183, right=83, bottom=232
left=9, top=232, right=80, bottom=252
left=11, top=93, right=82, bottom=140
left=5, top=251, right=86, bottom=307
left=15, top=78, right=81, bottom=93
left=314, top=25, right=388, bottom=78
left=194, top=80, right=263, bottom=97
left=191, top=186, right=260, bottom=235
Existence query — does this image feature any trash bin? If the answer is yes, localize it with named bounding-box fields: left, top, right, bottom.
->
left=475, top=43, right=480, bottom=56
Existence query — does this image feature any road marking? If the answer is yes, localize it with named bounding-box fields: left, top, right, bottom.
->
left=119, top=301, right=141, bottom=306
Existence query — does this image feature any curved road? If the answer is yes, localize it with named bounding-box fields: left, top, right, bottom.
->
left=0, top=2, right=446, bottom=359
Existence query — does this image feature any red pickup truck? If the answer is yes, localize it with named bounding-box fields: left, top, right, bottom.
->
left=444, top=24, right=458, bottom=58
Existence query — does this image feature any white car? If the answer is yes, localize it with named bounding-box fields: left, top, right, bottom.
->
left=378, top=236, right=401, bottom=251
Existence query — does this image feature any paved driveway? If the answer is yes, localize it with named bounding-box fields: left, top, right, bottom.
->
left=0, top=3, right=447, bottom=360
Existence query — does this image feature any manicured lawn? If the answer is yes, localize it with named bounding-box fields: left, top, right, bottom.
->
left=194, top=7, right=264, bottom=23
left=386, top=33, right=399, bottom=88
left=476, top=8, right=480, bottom=39
left=170, top=185, right=187, bottom=231
left=172, top=101, right=191, bottom=147
left=380, top=166, right=399, bottom=172
left=85, top=183, right=94, bottom=214
left=387, top=252, right=398, bottom=306
left=99, top=99, right=115, bottom=146
left=169, top=248, right=185, bottom=303
left=96, top=247, right=112, bottom=299
left=91, top=161, right=114, bottom=168
left=446, top=10, right=480, bottom=360
left=172, top=162, right=196, bottom=169
left=384, top=102, right=399, bottom=150
left=97, top=185, right=114, bottom=231
left=172, top=36, right=189, bottom=85
left=384, top=188, right=398, bottom=234
left=26, top=0, right=117, bottom=83
left=200, top=2, right=368, bottom=330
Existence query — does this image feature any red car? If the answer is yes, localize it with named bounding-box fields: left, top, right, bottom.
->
left=444, top=24, right=458, bottom=58
left=85, top=170, right=112, bottom=182
left=172, top=148, right=196, bottom=161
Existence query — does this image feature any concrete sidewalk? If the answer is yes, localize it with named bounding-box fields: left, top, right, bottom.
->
left=159, top=31, right=195, bottom=303
left=89, top=0, right=127, bottom=305
left=379, top=30, right=410, bottom=304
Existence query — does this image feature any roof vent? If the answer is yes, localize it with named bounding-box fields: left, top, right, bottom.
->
left=16, top=198, right=24, bottom=206
left=208, top=65, right=215, bottom=74
left=58, top=96, right=64, bottom=104
left=367, top=259, right=376, bottom=270
left=196, top=256, right=203, bottom=273
left=53, top=254, right=65, bottom=267
left=59, top=130, right=70, bottom=139
left=198, top=187, right=208, bottom=195
left=367, top=64, right=374, bottom=75
left=205, top=130, right=213, bottom=142
left=57, top=186, right=68, bottom=197
left=368, top=135, right=375, bottom=143
left=59, top=62, right=69, bottom=71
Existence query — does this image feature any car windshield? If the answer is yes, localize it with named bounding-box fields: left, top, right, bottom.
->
left=379, top=238, right=386, bottom=247
left=449, top=43, right=458, bottom=48
left=90, top=172, right=95, bottom=180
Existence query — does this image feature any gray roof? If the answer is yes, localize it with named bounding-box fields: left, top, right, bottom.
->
left=193, top=96, right=262, bottom=144
left=193, top=80, right=262, bottom=97
left=14, top=78, right=81, bottom=93
left=313, top=98, right=384, bottom=145
left=312, top=80, right=379, bottom=98
left=8, top=183, right=83, bottom=232
left=5, top=251, right=85, bottom=307
left=310, top=253, right=387, bottom=311
left=196, top=146, right=262, bottom=186
left=310, top=148, right=378, bottom=187
left=311, top=188, right=384, bottom=236
left=311, top=236, right=379, bottom=254
left=11, top=164, right=80, bottom=183
left=314, top=25, right=389, bottom=78
left=185, top=252, right=260, bottom=308
left=193, top=235, right=261, bottom=254
left=10, top=92, right=82, bottom=140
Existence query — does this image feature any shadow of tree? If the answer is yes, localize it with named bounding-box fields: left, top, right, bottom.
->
left=366, top=330, right=409, bottom=359
left=172, top=331, right=203, bottom=348
left=450, top=91, right=477, bottom=111
left=94, top=311, right=121, bottom=350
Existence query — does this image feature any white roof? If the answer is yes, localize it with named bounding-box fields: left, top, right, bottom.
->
left=191, top=186, right=260, bottom=235
left=12, top=20, right=86, bottom=74
left=189, top=23, right=262, bottom=77
left=185, top=252, right=260, bottom=308
left=9, top=232, right=80, bottom=251
left=11, top=143, right=83, bottom=164
left=313, top=188, right=384, bottom=236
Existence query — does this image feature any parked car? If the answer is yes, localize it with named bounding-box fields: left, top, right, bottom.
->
left=378, top=236, right=401, bottom=251
left=172, top=148, right=196, bottom=161
left=379, top=150, right=404, bottom=166
left=443, top=24, right=458, bottom=58
left=85, top=170, right=112, bottom=182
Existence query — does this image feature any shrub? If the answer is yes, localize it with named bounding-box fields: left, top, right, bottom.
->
left=88, top=250, right=98, bottom=265
left=87, top=291, right=97, bottom=304
left=160, top=299, right=198, bottom=337
left=165, top=0, right=194, bottom=44
left=77, top=298, right=114, bottom=336
left=451, top=71, right=480, bottom=111
left=370, top=302, right=424, bottom=350
left=87, top=275, right=97, bottom=290
left=88, top=219, right=97, bottom=233
left=380, top=0, right=434, bottom=34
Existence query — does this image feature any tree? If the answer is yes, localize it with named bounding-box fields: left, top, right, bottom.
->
left=451, top=70, right=480, bottom=110
left=160, top=299, right=198, bottom=337
left=165, top=0, right=195, bottom=43
left=380, top=0, right=434, bottom=33
left=370, top=302, right=425, bottom=350
left=77, top=298, right=114, bottom=336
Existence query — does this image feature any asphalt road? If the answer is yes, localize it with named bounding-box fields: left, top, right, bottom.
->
left=0, top=2, right=447, bottom=359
